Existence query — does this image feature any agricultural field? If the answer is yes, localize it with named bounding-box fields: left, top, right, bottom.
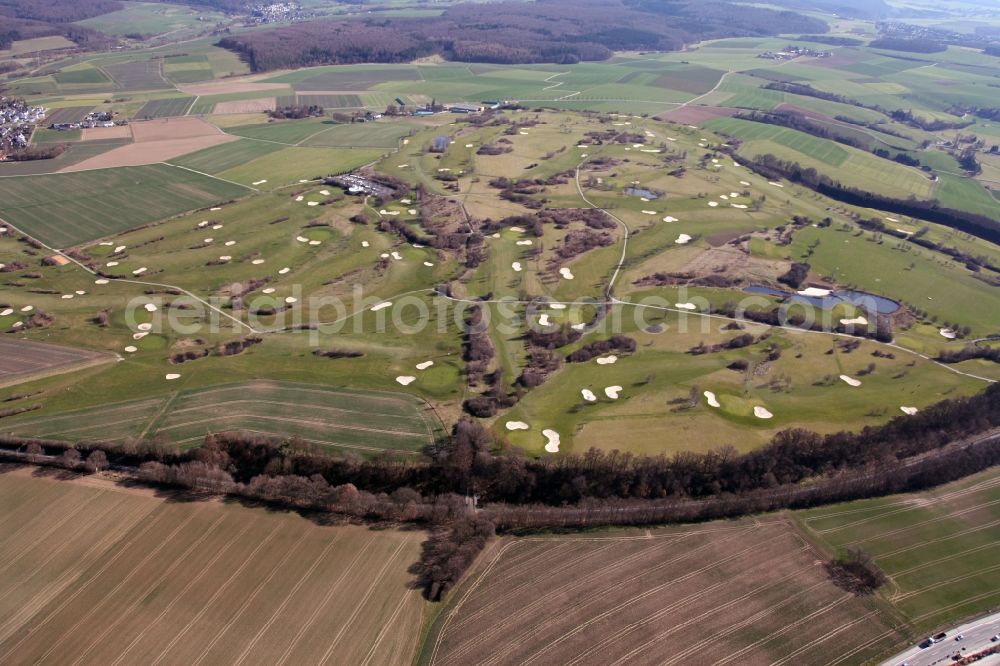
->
left=135, top=96, right=196, bottom=119
left=796, top=466, right=1000, bottom=642
left=0, top=468, right=426, bottom=666
left=0, top=164, right=249, bottom=247
left=3, top=380, right=441, bottom=455
left=422, top=518, right=904, bottom=666
left=0, top=339, right=111, bottom=387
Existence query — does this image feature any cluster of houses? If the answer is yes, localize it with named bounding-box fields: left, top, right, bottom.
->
left=757, top=45, right=832, bottom=60
left=328, top=173, right=396, bottom=198
left=0, top=98, right=46, bottom=157
left=247, top=2, right=303, bottom=24
left=50, top=110, right=118, bottom=131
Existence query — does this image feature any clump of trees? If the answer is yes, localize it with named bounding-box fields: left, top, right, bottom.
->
left=826, top=546, right=888, bottom=594
left=268, top=104, right=323, bottom=120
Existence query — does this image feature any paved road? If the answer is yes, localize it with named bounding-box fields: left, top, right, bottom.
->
left=879, top=610, right=1000, bottom=666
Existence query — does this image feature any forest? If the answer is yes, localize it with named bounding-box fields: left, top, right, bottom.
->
left=217, top=0, right=826, bottom=71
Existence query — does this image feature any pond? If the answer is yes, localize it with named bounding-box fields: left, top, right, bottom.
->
left=623, top=187, right=659, bottom=199
left=745, top=285, right=900, bottom=314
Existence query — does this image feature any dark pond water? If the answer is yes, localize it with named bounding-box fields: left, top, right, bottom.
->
left=745, top=285, right=900, bottom=314
left=624, top=187, right=659, bottom=199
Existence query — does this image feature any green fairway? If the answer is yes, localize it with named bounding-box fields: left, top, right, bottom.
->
left=0, top=164, right=250, bottom=247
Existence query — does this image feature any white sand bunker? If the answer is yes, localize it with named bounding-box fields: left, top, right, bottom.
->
left=106, top=261, right=119, bottom=267
left=137, top=323, right=152, bottom=332
left=380, top=253, right=390, bottom=259
left=20, top=305, right=33, bottom=312
left=729, top=192, right=739, bottom=198
left=252, top=179, right=267, bottom=186
left=900, top=406, right=918, bottom=415
left=371, top=301, right=392, bottom=312
left=165, top=373, right=181, bottom=380
left=840, top=316, right=867, bottom=326
left=731, top=204, right=748, bottom=209
left=285, top=296, right=297, bottom=304
left=423, top=261, right=434, bottom=267
left=516, top=240, right=533, bottom=246
left=551, top=303, right=566, bottom=310
left=704, top=391, right=720, bottom=408
left=124, top=346, right=137, bottom=353
left=11, top=321, right=22, bottom=329
left=939, top=328, right=957, bottom=339
left=663, top=216, right=678, bottom=223
left=581, top=389, right=597, bottom=402
left=753, top=406, right=773, bottom=419
left=675, top=302, right=696, bottom=310
left=212, top=224, right=223, bottom=230
left=559, top=267, right=575, bottom=280
left=210, top=207, right=221, bottom=211
left=605, top=385, right=622, bottom=399
left=133, top=332, right=148, bottom=340
left=204, top=237, right=215, bottom=243
left=132, top=267, right=147, bottom=275
left=218, top=255, right=231, bottom=262
left=542, top=429, right=560, bottom=453
left=309, top=240, right=321, bottom=246
left=642, top=210, right=657, bottom=215
left=506, top=421, right=530, bottom=431
left=114, top=245, right=126, bottom=253
left=708, top=201, right=719, bottom=207
left=296, top=236, right=308, bottom=242
left=416, top=360, right=434, bottom=370
left=538, top=314, right=552, bottom=327
left=512, top=261, right=523, bottom=272
left=797, top=287, right=831, bottom=297
left=396, top=375, right=416, bottom=386
left=278, top=267, right=290, bottom=274
left=95, top=279, right=109, bottom=285
left=840, top=375, right=861, bottom=387
left=571, top=323, right=586, bottom=331
left=0, top=308, right=11, bottom=316
left=295, top=196, right=304, bottom=202
left=391, top=251, right=403, bottom=260
left=61, top=294, right=74, bottom=300
left=596, top=355, right=617, bottom=365
left=252, top=259, right=265, bottom=265
left=768, top=182, right=784, bottom=188
left=144, top=303, right=157, bottom=312
left=409, top=209, right=418, bottom=215
left=361, top=241, right=370, bottom=248
left=720, top=195, right=729, bottom=200
left=400, top=198, right=412, bottom=204
left=308, top=202, right=319, bottom=206
left=262, top=288, right=275, bottom=294
left=510, top=226, right=526, bottom=233
left=675, top=234, right=692, bottom=244
left=319, top=190, right=330, bottom=196
left=198, top=221, right=209, bottom=228
left=885, top=216, right=899, bottom=223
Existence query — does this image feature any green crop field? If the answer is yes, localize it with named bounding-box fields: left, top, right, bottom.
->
left=225, top=119, right=331, bottom=145
left=4, top=380, right=440, bottom=454
left=796, top=467, right=1000, bottom=637
left=52, top=66, right=111, bottom=85
left=103, top=60, right=171, bottom=91
left=276, top=94, right=364, bottom=108
left=301, top=122, right=421, bottom=148
left=135, top=96, right=195, bottom=119
left=0, top=470, right=426, bottom=666
left=171, top=138, right=285, bottom=174
left=0, top=164, right=249, bottom=247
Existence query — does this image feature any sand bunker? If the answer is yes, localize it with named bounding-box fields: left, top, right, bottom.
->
left=900, top=406, right=918, bottom=415
left=296, top=236, right=308, bottom=242
left=396, top=375, right=416, bottom=386
left=308, top=202, right=319, bottom=207
left=538, top=314, right=551, bottom=326
left=20, top=305, right=33, bottom=312
left=391, top=251, right=402, bottom=260
left=797, top=287, right=831, bottom=297
left=423, top=261, right=434, bottom=267
left=165, top=373, right=181, bottom=380
left=708, top=201, right=718, bottom=207
left=416, top=360, right=434, bottom=370
left=939, top=328, right=957, bottom=339
left=137, top=323, right=152, bottom=332
left=740, top=181, right=751, bottom=186
left=284, top=296, right=297, bottom=304
left=0, top=309, right=11, bottom=316
left=252, top=180, right=267, bottom=186
left=262, top=288, right=275, bottom=294
left=840, top=316, right=867, bottom=326
left=506, top=421, right=529, bottom=431
left=840, top=374, right=861, bottom=387
left=768, top=182, right=784, bottom=188
left=704, top=391, right=720, bottom=408
left=512, top=261, right=523, bottom=272
left=132, top=267, right=147, bottom=275
left=371, top=301, right=392, bottom=312
left=604, top=386, right=622, bottom=399
left=144, top=303, right=157, bottom=312
left=361, top=241, right=370, bottom=248
left=731, top=204, right=748, bottom=209
left=720, top=195, right=729, bottom=200
left=309, top=240, right=321, bottom=246
left=106, top=261, right=119, bottom=267
left=753, top=406, right=773, bottom=419
left=252, top=259, right=265, bottom=265
left=663, top=216, right=678, bottom=223
left=295, top=196, right=304, bottom=202
left=729, top=192, right=739, bottom=198
left=124, top=346, right=137, bottom=353
left=61, top=294, right=73, bottom=300
left=95, top=279, right=109, bottom=285
left=642, top=210, right=657, bottom=215
left=571, top=323, right=586, bottom=331
left=595, top=355, right=617, bottom=365
left=278, top=267, right=290, bottom=274
left=516, top=240, right=533, bottom=246
left=885, top=216, right=899, bottom=223
left=212, top=224, right=223, bottom=229
left=581, top=389, right=597, bottom=402
left=218, top=256, right=231, bottom=262
left=551, top=303, right=566, bottom=310
left=559, top=267, right=575, bottom=280
left=113, top=245, right=126, bottom=253
left=542, top=429, right=560, bottom=453
left=675, top=234, right=692, bottom=244
left=675, top=302, right=696, bottom=310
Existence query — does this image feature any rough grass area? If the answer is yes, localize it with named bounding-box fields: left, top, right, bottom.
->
left=0, top=469, right=426, bottom=666
left=0, top=164, right=248, bottom=247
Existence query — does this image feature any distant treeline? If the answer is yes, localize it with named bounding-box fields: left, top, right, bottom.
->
left=217, top=0, right=826, bottom=71
left=870, top=37, right=947, bottom=53
left=795, top=34, right=863, bottom=46
left=733, top=152, right=1000, bottom=245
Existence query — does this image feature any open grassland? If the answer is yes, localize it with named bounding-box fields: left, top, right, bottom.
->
left=796, top=467, right=1000, bottom=641
left=3, top=380, right=440, bottom=455
left=0, top=468, right=426, bottom=666
left=302, top=122, right=421, bottom=148
left=423, top=518, right=902, bottom=666
left=0, top=164, right=249, bottom=247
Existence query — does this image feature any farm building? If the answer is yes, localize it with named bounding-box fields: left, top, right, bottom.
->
left=448, top=103, right=484, bottom=113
